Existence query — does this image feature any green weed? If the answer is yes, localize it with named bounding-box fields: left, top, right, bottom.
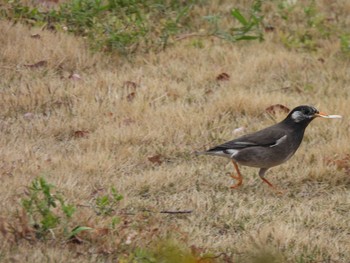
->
left=21, top=177, right=76, bottom=239
left=93, top=186, right=123, bottom=216
left=276, top=0, right=336, bottom=52
left=340, top=34, right=350, bottom=55
left=2, top=0, right=264, bottom=56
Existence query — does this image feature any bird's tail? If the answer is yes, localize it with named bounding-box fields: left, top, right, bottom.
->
left=194, top=149, right=233, bottom=159
left=194, top=150, right=206, bottom=156
left=194, top=150, right=220, bottom=156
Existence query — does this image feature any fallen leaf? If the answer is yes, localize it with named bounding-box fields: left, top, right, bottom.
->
left=264, top=25, right=275, bottom=32
left=69, top=73, right=82, bottom=81
left=265, top=104, right=290, bottom=114
left=123, top=81, right=137, bottom=89
left=30, top=34, right=41, bottom=39
left=216, top=72, right=230, bottom=81
left=68, top=235, right=84, bottom=244
left=95, top=228, right=109, bottom=236
left=123, top=81, right=138, bottom=101
left=122, top=118, right=135, bottom=126
left=73, top=130, right=90, bottom=138
left=325, top=154, right=350, bottom=172
left=127, top=92, right=136, bottom=102
left=23, top=112, right=35, bottom=120
left=24, top=60, right=47, bottom=69
left=148, top=154, right=163, bottom=165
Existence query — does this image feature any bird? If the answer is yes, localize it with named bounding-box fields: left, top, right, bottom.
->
left=196, top=105, right=341, bottom=190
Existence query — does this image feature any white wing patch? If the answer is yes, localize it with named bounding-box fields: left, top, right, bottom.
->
left=226, top=149, right=239, bottom=158
left=269, top=135, right=287, bottom=147
left=234, top=141, right=256, bottom=146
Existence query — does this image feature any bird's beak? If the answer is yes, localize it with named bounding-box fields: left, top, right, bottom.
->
left=314, top=112, right=342, bottom=119
left=314, top=112, right=329, bottom=118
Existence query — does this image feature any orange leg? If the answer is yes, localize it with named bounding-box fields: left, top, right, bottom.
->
left=230, top=160, right=243, bottom=189
left=258, top=168, right=274, bottom=188
left=261, top=177, right=274, bottom=188
left=259, top=168, right=283, bottom=194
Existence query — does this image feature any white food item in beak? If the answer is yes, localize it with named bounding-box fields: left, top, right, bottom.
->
left=322, top=115, right=342, bottom=119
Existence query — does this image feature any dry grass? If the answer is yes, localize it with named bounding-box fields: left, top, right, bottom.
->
left=1, top=4, right=350, bottom=262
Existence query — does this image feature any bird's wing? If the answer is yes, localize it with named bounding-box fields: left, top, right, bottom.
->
left=207, top=125, right=288, bottom=152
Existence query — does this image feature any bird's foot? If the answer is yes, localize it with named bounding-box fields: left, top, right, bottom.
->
left=228, top=173, right=243, bottom=189
left=230, top=183, right=242, bottom=189
left=272, top=188, right=285, bottom=195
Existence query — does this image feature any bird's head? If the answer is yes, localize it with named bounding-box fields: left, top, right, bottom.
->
left=285, top=105, right=341, bottom=125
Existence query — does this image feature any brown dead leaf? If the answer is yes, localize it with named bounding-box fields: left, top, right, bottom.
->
left=265, top=104, right=290, bottom=114
left=264, top=25, right=275, bottom=32
left=127, top=92, right=136, bottom=102
left=123, top=81, right=137, bottom=89
left=216, top=72, right=230, bottom=81
left=148, top=154, right=163, bottom=165
left=205, top=89, right=213, bottom=95
left=73, top=130, right=90, bottom=138
left=69, top=73, right=82, bottom=81
left=68, top=235, right=84, bottom=244
left=90, top=187, right=105, bottom=197
left=166, top=89, right=180, bottom=100
left=30, top=34, right=41, bottom=39
left=325, top=154, right=350, bottom=172
left=24, top=60, right=47, bottom=69
left=95, top=228, right=109, bottom=236
left=122, top=118, right=135, bottom=126
left=123, top=81, right=138, bottom=102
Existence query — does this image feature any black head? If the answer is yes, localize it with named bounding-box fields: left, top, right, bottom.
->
left=284, top=105, right=327, bottom=126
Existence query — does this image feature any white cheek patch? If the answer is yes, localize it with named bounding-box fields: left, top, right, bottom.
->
left=291, top=111, right=304, bottom=122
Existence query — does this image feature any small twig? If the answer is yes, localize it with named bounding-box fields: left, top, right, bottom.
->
left=160, top=210, right=193, bottom=214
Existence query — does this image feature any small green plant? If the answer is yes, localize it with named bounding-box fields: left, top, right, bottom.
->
left=2, top=0, right=265, bottom=56
left=21, top=177, right=76, bottom=239
left=94, top=187, right=123, bottom=216
left=340, top=34, right=350, bottom=55
left=206, top=0, right=264, bottom=42
left=67, top=225, right=93, bottom=240
left=229, top=0, right=264, bottom=42
left=276, top=0, right=335, bottom=52
left=131, top=240, right=199, bottom=263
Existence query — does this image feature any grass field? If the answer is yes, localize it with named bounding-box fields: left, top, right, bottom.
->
left=1, top=1, right=350, bottom=262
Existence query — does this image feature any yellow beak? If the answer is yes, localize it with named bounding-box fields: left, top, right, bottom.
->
left=314, top=112, right=329, bottom=118
left=314, top=112, right=342, bottom=119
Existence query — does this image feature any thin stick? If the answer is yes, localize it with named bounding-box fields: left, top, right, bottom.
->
left=160, top=210, right=193, bottom=214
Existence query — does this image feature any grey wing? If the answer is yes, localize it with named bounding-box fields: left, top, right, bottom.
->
left=207, top=125, right=287, bottom=153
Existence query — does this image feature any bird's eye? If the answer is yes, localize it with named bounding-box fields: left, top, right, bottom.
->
left=302, top=108, right=312, bottom=115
